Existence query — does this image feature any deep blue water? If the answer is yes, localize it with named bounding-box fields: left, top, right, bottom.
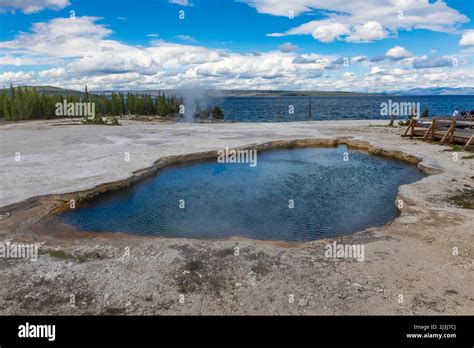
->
left=59, top=145, right=426, bottom=242
left=215, top=95, right=473, bottom=122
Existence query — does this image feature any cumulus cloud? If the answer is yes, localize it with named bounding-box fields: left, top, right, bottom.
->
left=386, top=46, right=412, bottom=60
left=278, top=42, right=297, bottom=52
left=0, top=16, right=112, bottom=57
left=1, top=15, right=472, bottom=92
left=0, top=71, right=35, bottom=84
left=247, top=0, right=468, bottom=43
left=277, top=19, right=387, bottom=43
left=292, top=56, right=316, bottom=64
left=351, top=56, right=368, bottom=63
left=343, top=72, right=356, bottom=80
left=369, top=66, right=384, bottom=75
left=0, top=0, right=69, bottom=14
left=310, top=22, right=350, bottom=43
left=412, top=55, right=454, bottom=69
left=346, top=21, right=388, bottom=42
left=460, top=30, right=474, bottom=46
left=0, top=15, right=337, bottom=90
left=38, top=67, right=65, bottom=77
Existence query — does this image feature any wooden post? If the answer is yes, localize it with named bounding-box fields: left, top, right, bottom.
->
left=411, top=118, right=416, bottom=138
left=465, top=135, right=474, bottom=149
left=440, top=117, right=456, bottom=144
left=410, top=118, right=416, bottom=139
left=423, top=118, right=437, bottom=140
left=403, top=119, right=412, bottom=136
left=403, top=119, right=416, bottom=138
left=450, top=118, right=457, bottom=143
left=431, top=118, right=437, bottom=140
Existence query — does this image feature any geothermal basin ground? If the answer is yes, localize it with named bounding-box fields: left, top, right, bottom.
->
left=0, top=119, right=473, bottom=315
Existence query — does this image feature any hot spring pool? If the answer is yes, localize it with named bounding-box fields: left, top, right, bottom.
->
left=59, top=145, right=425, bottom=242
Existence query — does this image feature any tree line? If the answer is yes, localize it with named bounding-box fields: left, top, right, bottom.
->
left=0, top=85, right=183, bottom=121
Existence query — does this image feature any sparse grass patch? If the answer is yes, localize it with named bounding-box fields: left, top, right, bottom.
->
left=450, top=144, right=464, bottom=152
left=442, top=144, right=464, bottom=152
left=81, top=116, right=121, bottom=126
left=450, top=191, right=474, bottom=209
left=174, top=255, right=228, bottom=295
left=47, top=250, right=69, bottom=259
left=185, top=259, right=204, bottom=272
left=46, top=249, right=88, bottom=263
left=103, top=307, right=127, bottom=315
left=216, top=247, right=235, bottom=257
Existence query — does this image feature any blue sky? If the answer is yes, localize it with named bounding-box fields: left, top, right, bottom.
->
left=0, top=0, right=473, bottom=91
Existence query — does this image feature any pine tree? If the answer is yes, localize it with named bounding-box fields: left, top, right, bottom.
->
left=84, top=86, right=89, bottom=102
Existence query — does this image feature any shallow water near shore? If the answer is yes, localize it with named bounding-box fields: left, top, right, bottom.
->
left=59, top=145, right=426, bottom=241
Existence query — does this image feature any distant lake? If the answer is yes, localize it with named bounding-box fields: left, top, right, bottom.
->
left=213, top=95, right=473, bottom=122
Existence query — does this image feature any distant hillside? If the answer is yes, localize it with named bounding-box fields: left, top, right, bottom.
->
left=391, top=87, right=474, bottom=96
left=100, top=89, right=376, bottom=97
left=1, top=85, right=84, bottom=96
left=4, top=85, right=473, bottom=97
left=213, top=90, right=374, bottom=97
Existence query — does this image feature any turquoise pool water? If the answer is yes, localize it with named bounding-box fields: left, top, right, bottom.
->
left=59, top=145, right=425, bottom=241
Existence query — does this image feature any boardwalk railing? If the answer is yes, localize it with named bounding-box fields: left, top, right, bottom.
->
left=402, top=116, right=474, bottom=149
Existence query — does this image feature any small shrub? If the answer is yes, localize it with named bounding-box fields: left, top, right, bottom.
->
left=211, top=106, right=224, bottom=119
left=110, top=116, right=120, bottom=125
left=82, top=115, right=104, bottom=125
left=421, top=108, right=429, bottom=118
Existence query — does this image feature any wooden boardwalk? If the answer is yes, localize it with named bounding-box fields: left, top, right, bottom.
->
left=403, top=116, right=474, bottom=149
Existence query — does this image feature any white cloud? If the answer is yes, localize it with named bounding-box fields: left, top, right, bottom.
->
left=343, top=72, right=356, bottom=80
left=241, top=0, right=312, bottom=16
left=243, top=0, right=469, bottom=43
left=267, top=33, right=285, bottom=38
left=0, top=17, right=112, bottom=57
left=278, top=42, right=297, bottom=52
left=460, top=30, right=474, bottom=47
left=280, top=20, right=388, bottom=43
left=175, top=35, right=197, bottom=43
left=310, top=22, right=350, bottom=43
left=1, top=15, right=472, bottom=92
left=0, top=71, right=35, bottom=84
left=168, top=0, right=192, bottom=6
left=370, top=66, right=384, bottom=75
left=386, top=46, right=412, bottom=59
left=412, top=55, right=454, bottom=69
left=0, top=0, right=69, bottom=14
left=38, top=67, right=65, bottom=77
left=346, top=21, right=388, bottom=43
